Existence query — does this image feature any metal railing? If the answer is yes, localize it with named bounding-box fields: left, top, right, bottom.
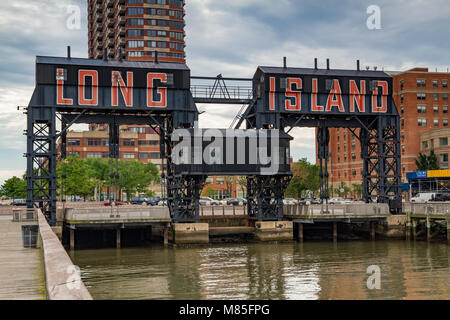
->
left=190, top=85, right=253, bottom=101
left=12, top=208, right=38, bottom=222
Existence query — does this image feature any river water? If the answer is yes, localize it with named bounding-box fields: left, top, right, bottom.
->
left=71, top=241, right=449, bottom=300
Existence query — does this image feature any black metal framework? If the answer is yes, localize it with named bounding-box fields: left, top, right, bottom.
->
left=247, top=175, right=292, bottom=220
left=27, top=56, right=200, bottom=225
left=26, top=107, right=57, bottom=225
left=239, top=64, right=402, bottom=214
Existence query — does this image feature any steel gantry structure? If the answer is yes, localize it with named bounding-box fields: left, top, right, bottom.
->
left=26, top=53, right=402, bottom=226
left=235, top=59, right=402, bottom=214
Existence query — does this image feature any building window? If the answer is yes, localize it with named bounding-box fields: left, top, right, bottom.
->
left=444, top=106, right=448, bottom=114
left=343, top=143, right=347, bottom=151
left=68, top=151, right=80, bottom=157
left=68, top=139, right=80, bottom=146
left=439, top=137, right=448, bottom=146
left=352, top=169, right=356, bottom=177
left=402, top=145, right=405, bottom=154
left=444, top=119, right=448, bottom=127
left=401, top=132, right=405, bottom=141
left=138, top=153, right=149, bottom=159
left=86, top=152, right=102, bottom=158
left=216, top=177, right=224, bottom=185
left=400, top=94, right=404, bottom=103
left=400, top=105, right=404, bottom=114
left=434, top=93, right=439, bottom=101
left=418, top=118, right=427, bottom=127
left=434, top=119, right=439, bottom=126
left=351, top=152, right=356, bottom=160
left=432, top=80, right=438, bottom=88
left=150, top=152, right=160, bottom=159
left=443, top=80, right=448, bottom=88
left=417, top=79, right=426, bottom=87
left=417, top=105, right=426, bottom=113
left=422, top=141, right=428, bottom=150
left=129, top=127, right=146, bottom=134
left=443, top=93, right=448, bottom=101
left=433, top=105, right=439, bottom=113
left=102, top=153, right=109, bottom=159
left=417, top=93, right=426, bottom=100
left=344, top=154, right=347, bottom=161
left=123, top=139, right=135, bottom=146
left=205, top=177, right=213, bottom=185
left=87, top=138, right=101, bottom=146
left=128, top=40, right=144, bottom=48
left=123, top=153, right=135, bottom=159
left=440, top=154, right=449, bottom=169
left=400, top=80, right=404, bottom=90
left=351, top=140, right=356, bottom=149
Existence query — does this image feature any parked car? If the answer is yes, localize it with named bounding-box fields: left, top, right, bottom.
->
left=226, top=198, right=247, bottom=206
left=130, top=197, right=149, bottom=205
left=0, top=196, right=12, bottom=205
left=283, top=198, right=298, bottom=205
left=219, top=198, right=233, bottom=205
left=199, top=197, right=220, bottom=206
left=104, top=201, right=125, bottom=206
left=147, top=196, right=161, bottom=206
left=11, top=199, right=27, bottom=206
left=329, top=197, right=345, bottom=204
left=410, top=192, right=436, bottom=203
left=430, top=193, right=450, bottom=202
left=299, top=198, right=313, bottom=205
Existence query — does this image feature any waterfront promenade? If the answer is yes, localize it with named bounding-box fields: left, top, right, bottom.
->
left=0, top=214, right=45, bottom=300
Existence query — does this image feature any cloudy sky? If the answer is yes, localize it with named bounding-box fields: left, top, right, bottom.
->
left=0, top=0, right=449, bottom=183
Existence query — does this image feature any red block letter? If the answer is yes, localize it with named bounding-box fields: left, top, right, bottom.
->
left=78, top=70, right=98, bottom=106
left=285, top=78, right=302, bottom=110
left=147, top=73, right=167, bottom=108
left=311, top=78, right=324, bottom=111
left=349, top=80, right=366, bottom=112
left=372, top=81, right=388, bottom=113
left=325, top=79, right=344, bottom=112
left=56, top=68, right=73, bottom=105
left=112, top=71, right=133, bottom=107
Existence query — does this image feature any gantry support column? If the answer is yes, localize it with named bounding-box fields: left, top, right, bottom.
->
left=116, top=228, right=121, bottom=249
left=333, top=222, right=338, bottom=242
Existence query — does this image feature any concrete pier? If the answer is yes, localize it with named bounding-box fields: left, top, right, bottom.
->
left=370, top=222, right=376, bottom=240
left=116, top=229, right=121, bottom=249
left=171, top=223, right=209, bottom=244
left=254, top=221, right=293, bottom=241
left=298, top=223, right=304, bottom=242
left=333, top=222, right=338, bottom=242
left=0, top=213, right=45, bottom=300
left=38, top=211, right=92, bottom=300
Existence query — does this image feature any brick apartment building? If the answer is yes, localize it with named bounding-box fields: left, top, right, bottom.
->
left=88, top=0, right=186, bottom=63
left=321, top=67, right=450, bottom=195
left=59, top=124, right=240, bottom=199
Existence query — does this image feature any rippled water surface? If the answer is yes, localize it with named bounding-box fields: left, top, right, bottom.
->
left=71, top=241, right=449, bottom=300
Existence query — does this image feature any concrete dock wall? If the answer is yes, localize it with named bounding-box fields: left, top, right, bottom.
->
left=38, top=211, right=92, bottom=300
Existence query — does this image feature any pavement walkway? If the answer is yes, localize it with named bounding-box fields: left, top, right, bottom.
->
left=0, top=215, right=45, bottom=300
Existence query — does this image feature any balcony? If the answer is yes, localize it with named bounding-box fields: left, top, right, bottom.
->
left=107, top=8, right=114, bottom=18
left=107, top=28, right=114, bottom=38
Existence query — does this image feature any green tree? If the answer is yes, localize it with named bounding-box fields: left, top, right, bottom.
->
left=237, top=176, right=247, bottom=198
left=334, top=181, right=351, bottom=198
left=352, top=183, right=363, bottom=198
left=415, top=150, right=439, bottom=171
left=117, top=160, right=160, bottom=200
left=1, top=176, right=27, bottom=199
left=56, top=156, right=96, bottom=200
left=285, top=158, right=320, bottom=198
left=202, top=186, right=216, bottom=198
